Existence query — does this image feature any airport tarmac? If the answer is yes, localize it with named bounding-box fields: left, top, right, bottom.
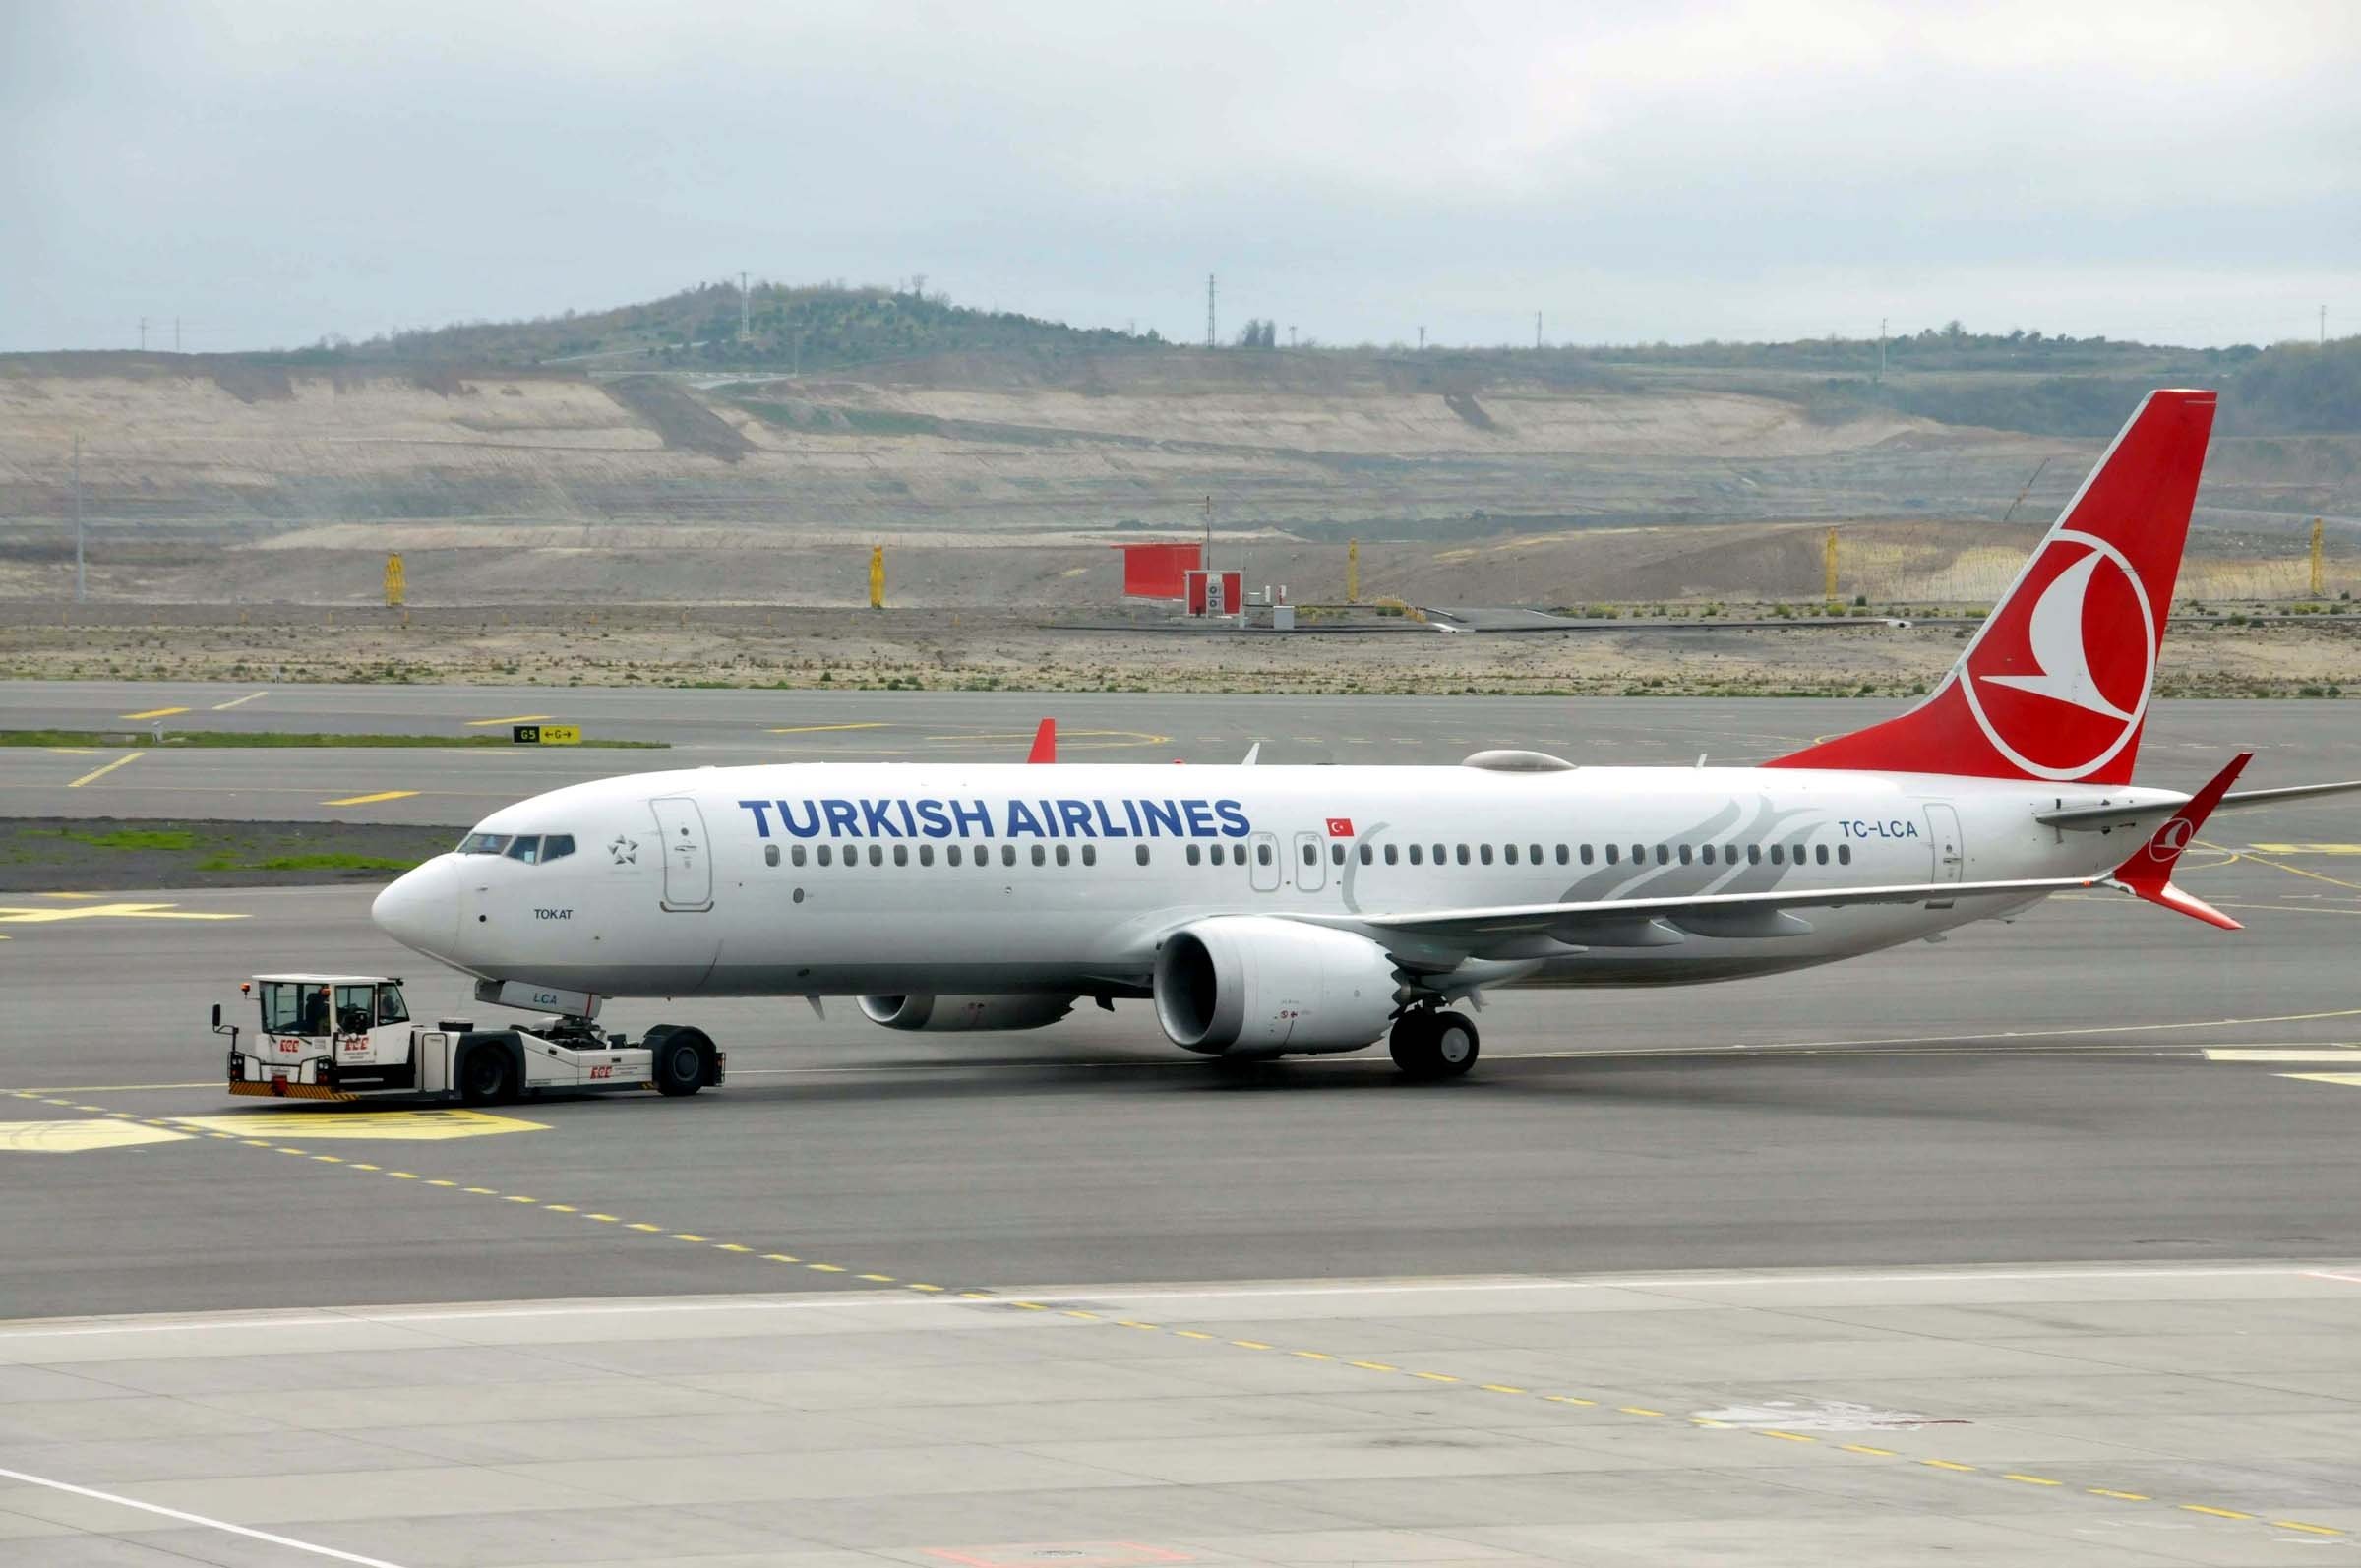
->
left=4, top=687, right=2360, bottom=1563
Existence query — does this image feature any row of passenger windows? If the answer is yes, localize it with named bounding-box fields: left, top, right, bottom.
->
left=758, top=838, right=1851, bottom=870
left=1333, top=839, right=1850, bottom=869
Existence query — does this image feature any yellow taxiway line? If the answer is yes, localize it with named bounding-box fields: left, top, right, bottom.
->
left=463, top=714, right=551, bottom=727
left=767, top=722, right=890, bottom=734
left=66, top=752, right=143, bottom=788
left=117, top=706, right=188, bottom=720
left=321, top=790, right=420, bottom=806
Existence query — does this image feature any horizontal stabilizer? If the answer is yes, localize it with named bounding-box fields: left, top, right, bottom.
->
left=2037, top=774, right=2361, bottom=830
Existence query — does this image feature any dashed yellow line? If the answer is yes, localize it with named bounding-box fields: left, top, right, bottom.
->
left=118, top=706, right=188, bottom=720
left=322, top=790, right=419, bottom=807
left=766, top=722, right=890, bottom=735
left=463, top=714, right=551, bottom=727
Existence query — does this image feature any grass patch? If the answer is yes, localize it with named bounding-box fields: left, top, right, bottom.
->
left=197, top=851, right=419, bottom=874
left=62, top=827, right=200, bottom=852
left=0, top=729, right=666, bottom=749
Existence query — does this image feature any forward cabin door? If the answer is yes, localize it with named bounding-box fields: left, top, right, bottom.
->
left=1923, top=802, right=1964, bottom=909
left=650, top=797, right=713, bottom=912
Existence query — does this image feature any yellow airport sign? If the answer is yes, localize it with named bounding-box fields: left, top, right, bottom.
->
left=512, top=723, right=581, bottom=745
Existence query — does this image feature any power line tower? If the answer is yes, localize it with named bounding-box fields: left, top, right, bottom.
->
left=1206, top=274, right=1216, bottom=349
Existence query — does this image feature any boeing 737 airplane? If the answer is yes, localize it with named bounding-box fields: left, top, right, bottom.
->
left=373, top=389, right=2359, bottom=1080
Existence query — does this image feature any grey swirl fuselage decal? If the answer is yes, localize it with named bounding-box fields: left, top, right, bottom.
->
left=1335, top=798, right=1832, bottom=916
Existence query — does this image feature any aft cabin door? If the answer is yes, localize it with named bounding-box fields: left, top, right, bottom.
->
left=1924, top=803, right=1965, bottom=882
left=650, top=797, right=713, bottom=911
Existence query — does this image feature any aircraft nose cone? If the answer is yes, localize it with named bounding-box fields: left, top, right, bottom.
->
left=373, top=855, right=458, bottom=958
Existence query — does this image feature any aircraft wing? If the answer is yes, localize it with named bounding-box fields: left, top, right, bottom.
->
left=2035, top=777, right=2361, bottom=830
left=1286, top=874, right=2088, bottom=958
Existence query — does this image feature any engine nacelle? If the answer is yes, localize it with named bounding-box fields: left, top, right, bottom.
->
left=1153, top=915, right=1396, bottom=1056
left=858, top=994, right=1075, bottom=1032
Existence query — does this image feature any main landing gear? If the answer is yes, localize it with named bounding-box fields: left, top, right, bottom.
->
left=1388, top=1009, right=1480, bottom=1080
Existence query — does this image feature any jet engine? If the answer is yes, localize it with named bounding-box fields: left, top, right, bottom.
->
left=1153, top=914, right=1397, bottom=1056
left=857, top=994, right=1076, bottom=1032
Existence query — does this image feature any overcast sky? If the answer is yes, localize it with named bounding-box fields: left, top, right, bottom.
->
left=7, top=0, right=2358, bottom=353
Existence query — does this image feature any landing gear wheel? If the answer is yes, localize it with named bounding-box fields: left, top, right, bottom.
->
left=1389, top=1010, right=1479, bottom=1080
left=646, top=1025, right=711, bottom=1098
left=457, top=1044, right=515, bottom=1106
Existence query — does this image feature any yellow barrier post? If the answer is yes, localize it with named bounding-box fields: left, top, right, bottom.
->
left=869, top=545, right=885, bottom=610
left=1823, top=527, right=1839, bottom=606
left=2312, top=518, right=2326, bottom=600
left=1346, top=539, right=1360, bottom=604
left=384, top=553, right=405, bottom=608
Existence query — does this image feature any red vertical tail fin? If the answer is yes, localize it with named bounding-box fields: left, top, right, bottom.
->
left=1768, top=389, right=2216, bottom=785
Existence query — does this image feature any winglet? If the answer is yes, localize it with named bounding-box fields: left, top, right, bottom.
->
left=1026, top=718, right=1056, bottom=764
left=2103, top=752, right=2250, bottom=929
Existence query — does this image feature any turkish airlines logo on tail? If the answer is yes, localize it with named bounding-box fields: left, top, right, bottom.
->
left=1959, top=529, right=2157, bottom=781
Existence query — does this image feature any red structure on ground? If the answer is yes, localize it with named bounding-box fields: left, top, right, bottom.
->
left=1113, top=541, right=1202, bottom=599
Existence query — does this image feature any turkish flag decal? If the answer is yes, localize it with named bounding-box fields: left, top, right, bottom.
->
left=1325, top=816, right=1354, bottom=837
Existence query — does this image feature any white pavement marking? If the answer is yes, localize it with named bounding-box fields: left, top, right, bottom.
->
left=210, top=690, right=269, bottom=710
left=0, top=1464, right=412, bottom=1568
left=2204, top=1049, right=2361, bottom=1061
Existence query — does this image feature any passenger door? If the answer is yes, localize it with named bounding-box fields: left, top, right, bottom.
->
left=650, top=797, right=713, bottom=912
left=1923, top=802, right=1964, bottom=909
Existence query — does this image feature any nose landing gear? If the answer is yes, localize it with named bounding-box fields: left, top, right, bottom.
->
left=1388, top=1008, right=1480, bottom=1080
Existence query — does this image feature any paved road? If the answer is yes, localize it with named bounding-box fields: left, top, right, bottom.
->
left=4, top=683, right=2352, bottom=825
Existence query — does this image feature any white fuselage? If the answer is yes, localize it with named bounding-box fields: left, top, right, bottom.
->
left=371, top=762, right=2172, bottom=998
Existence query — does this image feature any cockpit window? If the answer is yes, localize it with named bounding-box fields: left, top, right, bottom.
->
left=461, top=831, right=573, bottom=863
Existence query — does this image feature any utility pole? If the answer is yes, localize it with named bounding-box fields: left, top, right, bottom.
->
left=1288, top=325, right=1297, bottom=349
left=138, top=317, right=148, bottom=351
left=174, top=317, right=182, bottom=353
left=2323, top=305, right=2330, bottom=346
left=2313, top=518, right=2327, bottom=599
left=739, top=271, right=751, bottom=342
left=72, top=435, right=85, bottom=603
left=1206, top=274, right=1216, bottom=349
left=1535, top=311, right=1543, bottom=350
left=1877, top=317, right=1887, bottom=382
left=1417, top=326, right=1425, bottom=352
left=1202, top=494, right=1213, bottom=572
